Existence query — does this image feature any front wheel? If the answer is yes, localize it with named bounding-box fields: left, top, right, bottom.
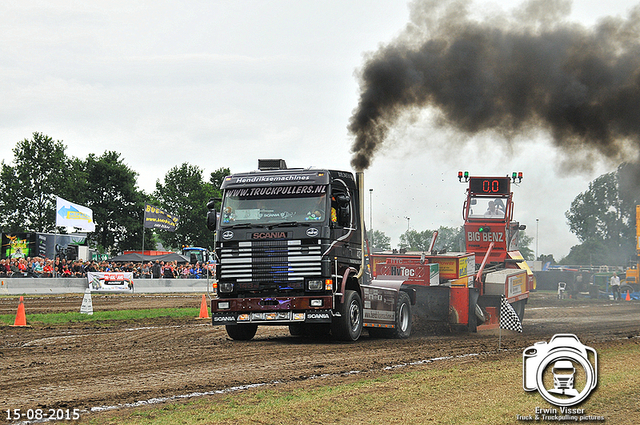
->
left=331, top=290, right=363, bottom=341
left=225, top=324, right=258, bottom=341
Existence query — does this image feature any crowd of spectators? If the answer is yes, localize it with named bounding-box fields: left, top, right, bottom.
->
left=0, top=257, right=214, bottom=279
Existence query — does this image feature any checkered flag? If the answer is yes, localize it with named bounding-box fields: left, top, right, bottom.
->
left=499, top=296, right=522, bottom=333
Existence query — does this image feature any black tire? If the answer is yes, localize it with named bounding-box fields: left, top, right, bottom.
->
left=620, top=285, right=633, bottom=298
left=308, top=323, right=332, bottom=337
left=331, top=290, right=363, bottom=341
left=369, top=291, right=412, bottom=339
left=289, top=323, right=331, bottom=338
left=289, top=323, right=305, bottom=336
left=225, top=324, right=258, bottom=341
left=393, top=291, right=412, bottom=338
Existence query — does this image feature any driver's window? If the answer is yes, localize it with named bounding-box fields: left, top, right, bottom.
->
left=469, top=197, right=505, bottom=219
left=330, top=186, right=350, bottom=227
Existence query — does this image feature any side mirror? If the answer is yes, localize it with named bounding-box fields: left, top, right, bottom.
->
left=338, top=206, right=351, bottom=227
left=206, top=210, right=217, bottom=231
left=336, top=194, right=350, bottom=207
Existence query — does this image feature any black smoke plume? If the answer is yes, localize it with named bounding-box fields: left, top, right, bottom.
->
left=349, top=0, right=640, bottom=171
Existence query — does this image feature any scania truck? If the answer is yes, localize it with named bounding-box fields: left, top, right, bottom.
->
left=206, top=159, right=412, bottom=341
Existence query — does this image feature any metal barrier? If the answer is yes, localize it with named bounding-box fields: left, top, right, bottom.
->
left=0, top=277, right=214, bottom=295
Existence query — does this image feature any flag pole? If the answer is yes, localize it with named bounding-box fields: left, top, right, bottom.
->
left=498, top=298, right=503, bottom=351
left=498, top=295, right=523, bottom=351
left=54, top=230, right=57, bottom=278
left=142, top=205, right=148, bottom=253
left=54, top=196, right=59, bottom=278
left=498, top=296, right=502, bottom=350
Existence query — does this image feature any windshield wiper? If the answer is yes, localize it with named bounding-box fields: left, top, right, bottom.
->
left=269, top=222, right=308, bottom=228
left=226, top=223, right=262, bottom=229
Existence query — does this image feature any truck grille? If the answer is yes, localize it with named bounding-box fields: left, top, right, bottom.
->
left=219, top=240, right=322, bottom=291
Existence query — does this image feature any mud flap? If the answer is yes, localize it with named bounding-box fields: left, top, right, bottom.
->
left=409, top=285, right=450, bottom=322
left=403, top=285, right=481, bottom=332
left=477, top=294, right=501, bottom=312
left=467, top=288, right=480, bottom=332
left=449, top=287, right=481, bottom=332
left=477, top=294, right=502, bottom=330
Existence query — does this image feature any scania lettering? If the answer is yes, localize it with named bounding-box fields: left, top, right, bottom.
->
left=252, top=232, right=287, bottom=239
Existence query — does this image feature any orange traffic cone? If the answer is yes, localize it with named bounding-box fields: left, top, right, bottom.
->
left=198, top=294, right=210, bottom=319
left=11, top=296, right=28, bottom=327
left=626, top=290, right=631, bottom=301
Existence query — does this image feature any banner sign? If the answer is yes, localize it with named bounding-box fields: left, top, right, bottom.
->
left=144, top=204, right=179, bottom=231
left=56, top=197, right=95, bottom=231
left=0, top=233, right=87, bottom=260
left=88, top=272, right=134, bottom=292
left=1, top=233, right=36, bottom=259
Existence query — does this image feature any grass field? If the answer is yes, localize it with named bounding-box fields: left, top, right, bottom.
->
left=0, top=308, right=200, bottom=326
left=84, top=339, right=640, bottom=425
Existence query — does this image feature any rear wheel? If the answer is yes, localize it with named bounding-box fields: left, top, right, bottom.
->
left=331, top=290, right=363, bottom=341
left=369, top=291, right=412, bottom=339
left=225, top=324, right=258, bottom=341
left=620, top=285, right=633, bottom=298
left=393, top=292, right=412, bottom=338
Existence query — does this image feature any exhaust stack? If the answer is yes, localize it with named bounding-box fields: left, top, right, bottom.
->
left=356, top=171, right=365, bottom=278
left=258, top=159, right=287, bottom=171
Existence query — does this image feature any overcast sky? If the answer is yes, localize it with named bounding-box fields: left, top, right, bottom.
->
left=2, top=0, right=639, bottom=259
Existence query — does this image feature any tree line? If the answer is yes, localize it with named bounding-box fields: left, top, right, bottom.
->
left=2, top=133, right=635, bottom=265
left=0, top=133, right=227, bottom=255
left=562, top=163, right=640, bottom=266
left=370, top=227, right=534, bottom=260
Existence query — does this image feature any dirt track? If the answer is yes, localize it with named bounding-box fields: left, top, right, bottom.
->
left=1, top=293, right=638, bottom=422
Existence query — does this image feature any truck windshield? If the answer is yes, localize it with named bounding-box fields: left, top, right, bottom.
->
left=221, top=186, right=328, bottom=226
left=468, top=196, right=506, bottom=219
left=183, top=249, right=206, bottom=263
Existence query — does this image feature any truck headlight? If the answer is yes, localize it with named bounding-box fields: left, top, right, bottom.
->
left=307, top=279, right=323, bottom=291
left=218, top=301, right=230, bottom=309
left=219, top=282, right=234, bottom=293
